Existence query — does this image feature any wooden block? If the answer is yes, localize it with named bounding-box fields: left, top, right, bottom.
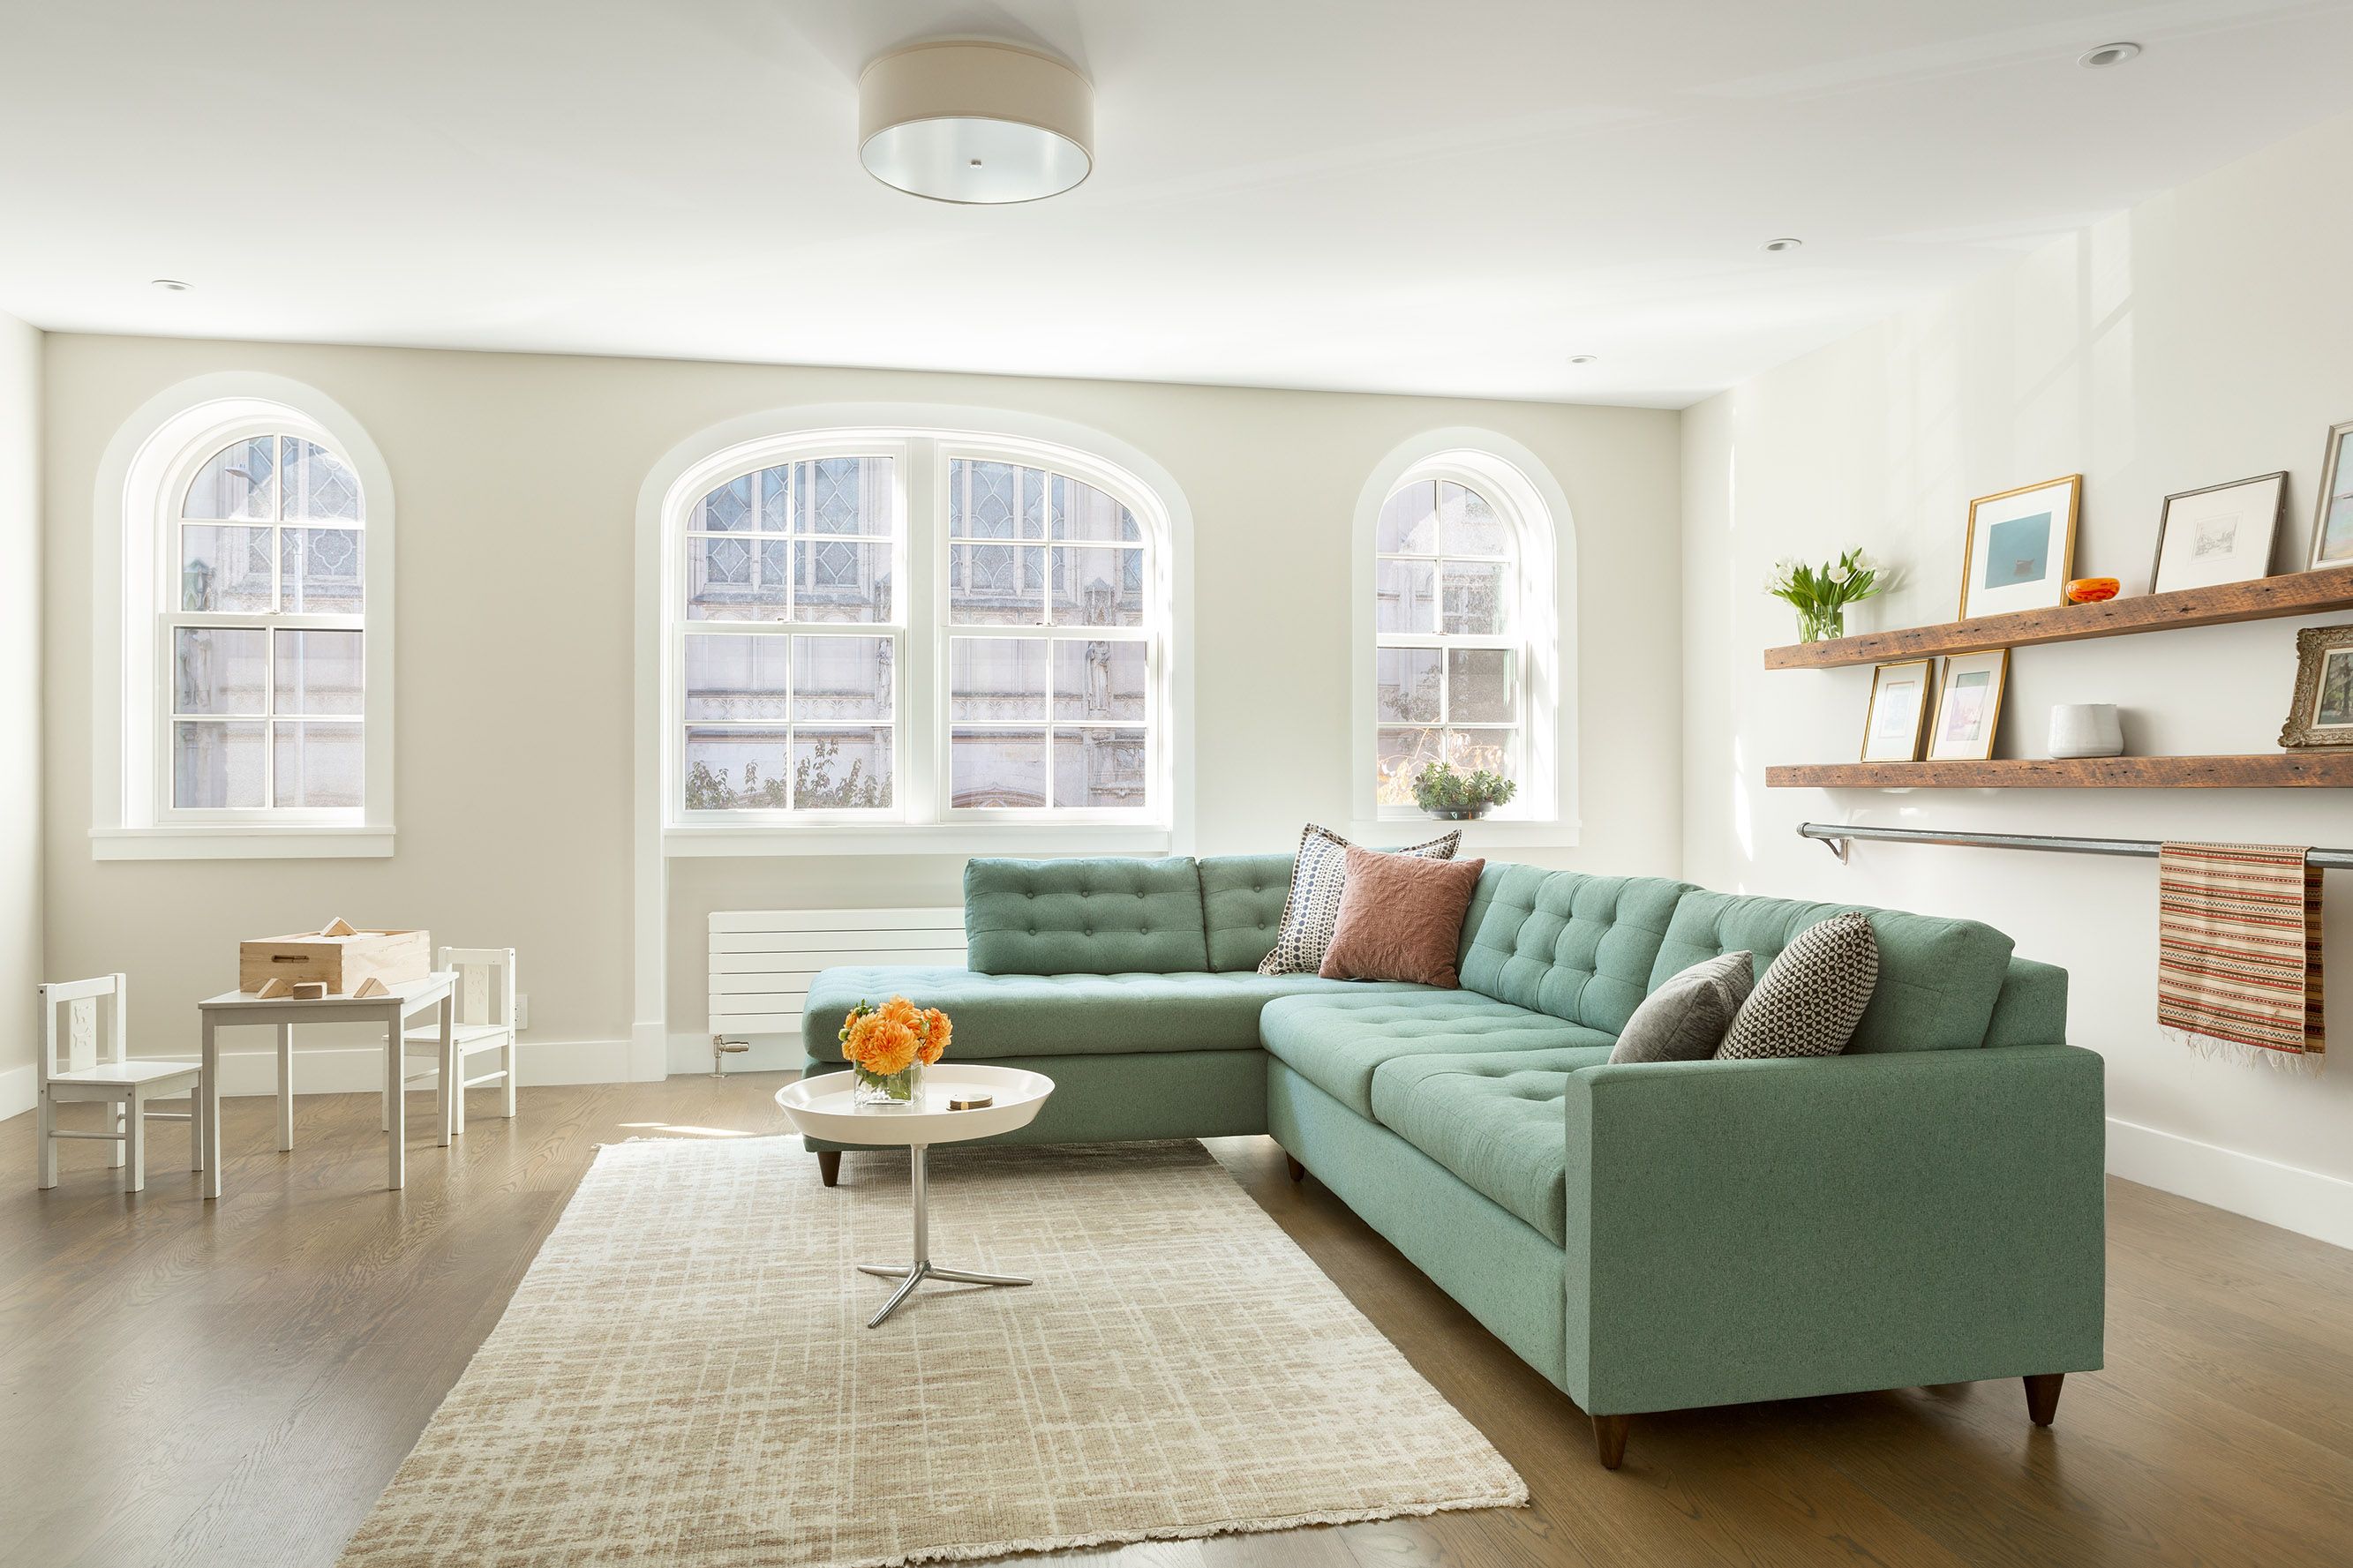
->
left=320, top=916, right=357, bottom=937
left=351, top=976, right=391, bottom=998
left=239, top=928, right=429, bottom=995
left=290, top=981, right=328, bottom=1001
left=255, top=977, right=290, bottom=999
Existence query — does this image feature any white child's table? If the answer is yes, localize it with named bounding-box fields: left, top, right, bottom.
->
left=194, top=972, right=457, bottom=1197
left=776, top=1064, right=1055, bottom=1327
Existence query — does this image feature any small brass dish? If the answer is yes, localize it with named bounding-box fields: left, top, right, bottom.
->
left=947, top=1093, right=995, bottom=1111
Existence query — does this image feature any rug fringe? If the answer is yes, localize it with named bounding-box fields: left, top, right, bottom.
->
left=2164, top=1026, right=2324, bottom=1073
left=835, top=1486, right=1531, bottom=1568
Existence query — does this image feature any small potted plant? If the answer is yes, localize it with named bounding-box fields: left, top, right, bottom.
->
left=1412, top=761, right=1516, bottom=821
left=1765, top=548, right=1883, bottom=642
left=838, top=996, right=951, bottom=1107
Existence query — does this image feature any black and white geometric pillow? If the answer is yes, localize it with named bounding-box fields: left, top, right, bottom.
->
left=1715, top=912, right=1880, bottom=1059
left=1256, top=823, right=1462, bottom=976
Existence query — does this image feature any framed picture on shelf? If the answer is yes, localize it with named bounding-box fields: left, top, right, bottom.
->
left=1960, top=476, right=2080, bottom=619
left=2279, top=625, right=2353, bottom=747
left=1859, top=658, right=1933, bottom=762
left=2151, top=471, right=2286, bottom=594
left=2307, top=420, right=2353, bottom=569
left=1926, top=649, right=2010, bottom=761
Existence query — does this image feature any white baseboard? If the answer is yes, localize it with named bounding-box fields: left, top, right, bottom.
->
left=668, top=1032, right=804, bottom=1077
left=2108, top=1115, right=2353, bottom=1252
left=0, top=1062, right=29, bottom=1122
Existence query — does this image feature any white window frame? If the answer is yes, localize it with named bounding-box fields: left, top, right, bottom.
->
left=649, top=410, right=1188, bottom=859
left=1350, top=431, right=1575, bottom=845
left=91, top=376, right=396, bottom=860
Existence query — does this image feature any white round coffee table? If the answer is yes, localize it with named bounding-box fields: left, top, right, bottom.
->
left=776, top=1064, right=1055, bottom=1328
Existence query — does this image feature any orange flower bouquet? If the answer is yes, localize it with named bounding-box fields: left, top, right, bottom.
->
left=838, top=995, right=951, bottom=1107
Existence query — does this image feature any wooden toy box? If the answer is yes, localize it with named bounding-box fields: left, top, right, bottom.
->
left=239, top=927, right=429, bottom=996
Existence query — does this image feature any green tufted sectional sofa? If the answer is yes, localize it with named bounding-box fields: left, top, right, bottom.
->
left=800, top=853, right=2105, bottom=1468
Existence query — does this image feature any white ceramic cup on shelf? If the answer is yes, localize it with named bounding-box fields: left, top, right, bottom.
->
left=2048, top=703, right=2124, bottom=759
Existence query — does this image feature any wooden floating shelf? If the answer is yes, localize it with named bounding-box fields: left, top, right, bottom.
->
left=1763, top=569, right=2353, bottom=670
left=1766, top=754, right=2353, bottom=790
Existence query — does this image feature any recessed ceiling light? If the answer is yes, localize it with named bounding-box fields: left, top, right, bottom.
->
left=860, top=41, right=1093, bottom=204
left=151, top=278, right=191, bottom=291
left=2079, top=41, right=2142, bottom=68
left=1762, top=237, right=1803, bottom=253
left=1566, top=355, right=1597, bottom=365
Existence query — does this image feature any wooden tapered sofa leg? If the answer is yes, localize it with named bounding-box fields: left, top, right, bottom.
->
left=1593, top=1413, right=1633, bottom=1470
left=2023, top=1372, right=2064, bottom=1427
left=816, top=1150, right=841, bottom=1188
left=1284, top=1153, right=1305, bottom=1183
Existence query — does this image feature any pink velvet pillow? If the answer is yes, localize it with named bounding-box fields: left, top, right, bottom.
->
left=1319, top=846, right=1487, bottom=987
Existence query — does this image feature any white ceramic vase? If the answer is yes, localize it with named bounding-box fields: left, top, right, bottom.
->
left=2048, top=703, right=2124, bottom=759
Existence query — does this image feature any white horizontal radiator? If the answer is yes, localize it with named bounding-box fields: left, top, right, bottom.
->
left=708, top=907, right=967, bottom=1040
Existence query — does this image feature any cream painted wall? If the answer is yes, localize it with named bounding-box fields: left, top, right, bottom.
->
left=39, top=336, right=1681, bottom=1077
left=0, top=311, right=41, bottom=1119
left=1681, top=110, right=2353, bottom=1246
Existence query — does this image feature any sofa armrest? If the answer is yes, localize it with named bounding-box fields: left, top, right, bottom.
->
left=1559, top=1045, right=2105, bottom=1416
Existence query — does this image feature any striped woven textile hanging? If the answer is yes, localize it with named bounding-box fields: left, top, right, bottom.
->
left=2157, top=842, right=2324, bottom=1067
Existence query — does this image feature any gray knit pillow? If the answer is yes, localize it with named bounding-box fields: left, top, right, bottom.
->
left=1716, top=913, right=1880, bottom=1060
left=1257, top=823, right=1462, bottom=976
left=1608, top=951, right=1754, bottom=1063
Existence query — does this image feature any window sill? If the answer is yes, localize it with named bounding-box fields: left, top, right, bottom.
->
left=1353, top=818, right=1581, bottom=852
left=91, top=826, right=396, bottom=861
left=665, top=823, right=1175, bottom=859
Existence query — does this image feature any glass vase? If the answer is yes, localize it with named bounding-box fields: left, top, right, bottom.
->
left=1796, top=605, right=1846, bottom=642
left=853, top=1060, right=926, bottom=1109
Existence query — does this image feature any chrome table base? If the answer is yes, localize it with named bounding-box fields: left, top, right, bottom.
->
left=859, top=1141, right=1030, bottom=1328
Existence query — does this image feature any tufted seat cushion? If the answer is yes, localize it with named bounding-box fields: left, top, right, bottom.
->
left=1368, top=1047, right=1612, bottom=1243
left=1259, top=992, right=1613, bottom=1116
left=801, top=966, right=1430, bottom=1062
left=1457, top=867, right=1693, bottom=1034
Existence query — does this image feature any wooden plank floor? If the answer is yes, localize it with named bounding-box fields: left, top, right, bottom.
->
left=4, top=1075, right=2349, bottom=1568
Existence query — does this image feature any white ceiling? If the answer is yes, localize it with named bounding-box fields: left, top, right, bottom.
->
left=5, top=1, right=2352, bottom=408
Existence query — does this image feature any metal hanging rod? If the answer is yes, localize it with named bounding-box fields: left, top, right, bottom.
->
left=1799, top=822, right=2353, bottom=871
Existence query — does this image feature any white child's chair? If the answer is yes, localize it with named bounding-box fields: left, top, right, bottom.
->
left=35, top=975, right=202, bottom=1193
left=399, top=947, right=518, bottom=1138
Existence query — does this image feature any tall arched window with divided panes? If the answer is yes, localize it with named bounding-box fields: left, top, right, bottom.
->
left=1372, top=469, right=1541, bottom=812
left=680, top=454, right=899, bottom=814
left=943, top=456, right=1149, bottom=814
left=166, top=433, right=367, bottom=813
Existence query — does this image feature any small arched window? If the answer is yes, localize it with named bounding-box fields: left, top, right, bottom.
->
left=1358, top=440, right=1567, bottom=828
left=1373, top=475, right=1520, bottom=802
left=168, top=433, right=368, bottom=811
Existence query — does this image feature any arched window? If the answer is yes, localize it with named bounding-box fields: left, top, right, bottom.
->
left=664, top=428, right=1170, bottom=834
left=94, top=379, right=395, bottom=858
left=1357, top=439, right=1567, bottom=829
left=169, top=433, right=367, bottom=810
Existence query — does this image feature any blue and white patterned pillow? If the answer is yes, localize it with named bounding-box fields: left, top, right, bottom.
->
left=1256, top=823, right=1462, bottom=976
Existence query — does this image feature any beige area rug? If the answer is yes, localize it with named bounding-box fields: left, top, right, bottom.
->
left=338, top=1137, right=1525, bottom=1568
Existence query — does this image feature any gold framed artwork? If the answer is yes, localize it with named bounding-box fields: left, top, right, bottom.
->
left=1859, top=658, right=1933, bottom=762
left=2151, top=471, right=2285, bottom=594
left=2279, top=625, right=2353, bottom=747
left=1960, top=476, right=2080, bottom=619
left=2307, top=420, right=2353, bottom=569
left=1926, top=649, right=2009, bottom=761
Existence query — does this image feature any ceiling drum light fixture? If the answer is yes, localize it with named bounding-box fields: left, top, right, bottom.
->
left=859, top=41, right=1094, bottom=204
left=150, top=278, right=191, bottom=291
left=1762, top=237, right=1804, bottom=252
left=2079, top=41, right=2143, bottom=68
left=1566, top=354, right=1597, bottom=365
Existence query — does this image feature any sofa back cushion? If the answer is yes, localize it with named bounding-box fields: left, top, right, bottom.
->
left=1456, top=865, right=1693, bottom=1034
left=965, top=856, right=1210, bottom=975
left=1199, top=853, right=1294, bottom=972
left=1650, top=889, right=2013, bottom=1053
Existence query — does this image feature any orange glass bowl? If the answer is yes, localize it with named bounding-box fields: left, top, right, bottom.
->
left=2066, top=577, right=2120, bottom=604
